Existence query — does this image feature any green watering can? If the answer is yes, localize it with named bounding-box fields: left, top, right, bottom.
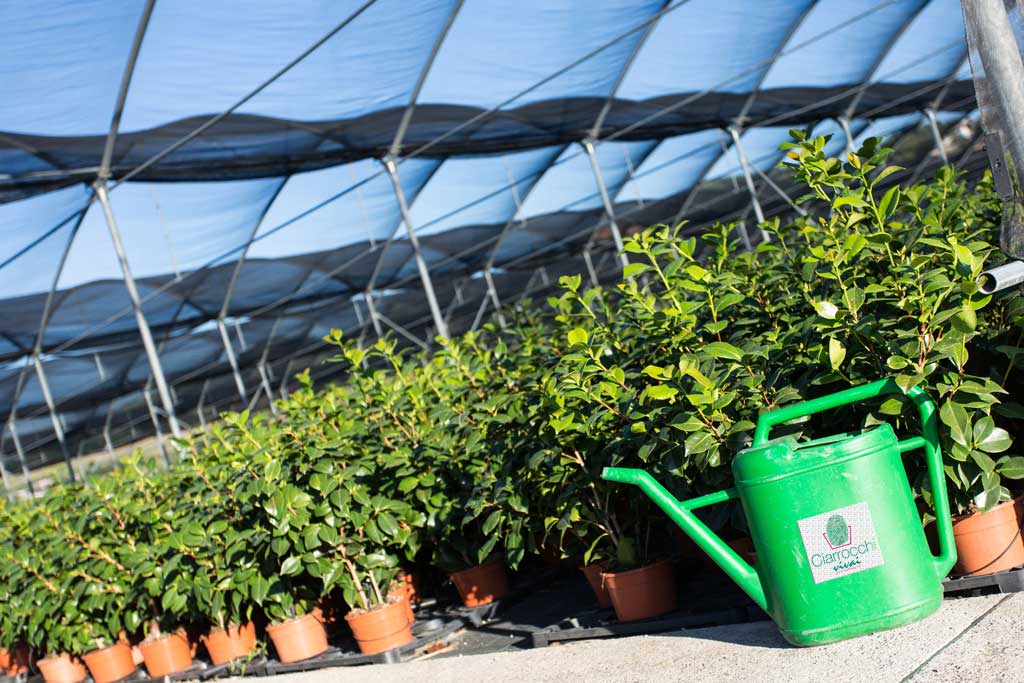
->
left=603, top=379, right=956, bottom=646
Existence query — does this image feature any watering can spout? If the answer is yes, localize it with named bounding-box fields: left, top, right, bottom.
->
left=601, top=467, right=767, bottom=612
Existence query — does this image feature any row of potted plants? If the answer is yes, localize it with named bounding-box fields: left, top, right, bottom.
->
left=1, top=135, right=1023, bottom=681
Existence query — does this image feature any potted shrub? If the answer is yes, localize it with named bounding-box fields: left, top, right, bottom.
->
left=188, top=413, right=330, bottom=664
left=780, top=133, right=1024, bottom=577
left=179, top=430, right=263, bottom=665
left=17, top=486, right=139, bottom=683
left=95, top=461, right=199, bottom=677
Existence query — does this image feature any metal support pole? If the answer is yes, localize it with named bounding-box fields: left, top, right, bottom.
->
left=94, top=182, right=183, bottom=439
left=753, top=165, right=809, bottom=218
left=837, top=117, right=857, bottom=155
left=582, top=139, right=630, bottom=270
left=143, top=389, right=171, bottom=467
left=279, top=359, right=295, bottom=400
left=582, top=249, right=600, bottom=287
left=258, top=362, right=279, bottom=416
left=727, top=127, right=769, bottom=243
left=383, top=156, right=450, bottom=339
left=195, top=379, right=210, bottom=430
left=364, top=293, right=384, bottom=338
left=0, top=450, right=12, bottom=501
left=924, top=109, right=950, bottom=166
left=482, top=268, right=506, bottom=327
left=7, top=417, right=34, bottom=497
left=32, top=355, right=75, bottom=482
left=102, top=409, right=116, bottom=469
left=74, top=440, right=87, bottom=483
left=966, top=0, right=1024, bottom=190
left=217, top=318, right=248, bottom=403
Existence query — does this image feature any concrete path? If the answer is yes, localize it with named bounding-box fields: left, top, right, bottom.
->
left=225, top=594, right=1022, bottom=683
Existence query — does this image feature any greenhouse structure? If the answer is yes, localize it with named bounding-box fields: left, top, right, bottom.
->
left=0, top=0, right=983, bottom=491
left=10, top=0, right=1024, bottom=680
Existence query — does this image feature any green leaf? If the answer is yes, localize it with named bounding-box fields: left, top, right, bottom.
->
left=703, top=342, right=744, bottom=362
left=646, top=385, right=678, bottom=401
left=567, top=328, right=588, bottom=346
left=812, top=300, right=838, bottom=319
left=976, top=425, right=1012, bottom=454
left=939, top=401, right=971, bottom=447
left=828, top=337, right=846, bottom=371
left=280, top=556, right=302, bottom=577
left=997, top=456, right=1024, bottom=479
left=623, top=263, right=650, bottom=279
left=481, top=509, right=502, bottom=535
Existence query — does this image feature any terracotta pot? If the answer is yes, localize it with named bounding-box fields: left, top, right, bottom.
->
left=0, top=644, right=32, bottom=675
left=37, top=654, right=87, bottom=683
left=449, top=558, right=510, bottom=607
left=389, top=582, right=416, bottom=625
left=344, top=600, right=414, bottom=655
left=580, top=563, right=612, bottom=608
left=601, top=560, right=677, bottom=623
left=82, top=642, right=135, bottom=683
left=201, top=623, right=257, bottom=666
left=266, top=612, right=328, bottom=663
left=139, top=632, right=193, bottom=677
left=952, top=497, right=1024, bottom=577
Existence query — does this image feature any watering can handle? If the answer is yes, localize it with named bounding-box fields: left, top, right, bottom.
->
left=751, top=378, right=956, bottom=579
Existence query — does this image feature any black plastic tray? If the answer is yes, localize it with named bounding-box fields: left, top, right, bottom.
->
left=943, top=564, right=1024, bottom=597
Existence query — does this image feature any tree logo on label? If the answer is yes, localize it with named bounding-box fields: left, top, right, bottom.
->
left=824, top=514, right=852, bottom=549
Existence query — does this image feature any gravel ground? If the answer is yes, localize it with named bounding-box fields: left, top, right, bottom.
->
left=220, top=593, right=1022, bottom=683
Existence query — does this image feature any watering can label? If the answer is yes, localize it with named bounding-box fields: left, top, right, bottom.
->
left=797, top=502, right=885, bottom=584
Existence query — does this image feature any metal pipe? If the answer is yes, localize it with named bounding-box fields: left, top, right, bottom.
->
left=94, top=181, right=183, bottom=439
left=924, top=109, right=950, bottom=166
left=978, top=260, right=1024, bottom=294
left=217, top=318, right=248, bottom=402
left=383, top=156, right=450, bottom=339
left=32, top=355, right=75, bottom=482
left=582, top=138, right=629, bottom=270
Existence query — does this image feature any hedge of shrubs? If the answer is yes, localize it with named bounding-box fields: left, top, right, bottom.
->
left=1, top=135, right=1022, bottom=671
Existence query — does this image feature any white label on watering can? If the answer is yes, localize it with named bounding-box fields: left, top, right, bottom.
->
left=797, top=502, right=884, bottom=584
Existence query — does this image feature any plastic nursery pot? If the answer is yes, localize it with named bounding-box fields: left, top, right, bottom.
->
left=139, top=632, right=193, bottom=677
left=580, top=563, right=612, bottom=608
left=952, top=497, right=1024, bottom=577
left=201, top=623, right=257, bottom=666
left=82, top=642, right=136, bottom=683
left=449, top=557, right=510, bottom=607
left=344, top=600, right=415, bottom=656
left=601, top=559, right=678, bottom=623
left=0, top=644, right=33, bottom=675
left=266, top=612, right=329, bottom=664
left=37, top=653, right=87, bottom=683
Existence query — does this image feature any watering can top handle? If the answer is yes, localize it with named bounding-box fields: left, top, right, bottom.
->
left=751, top=378, right=938, bottom=450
